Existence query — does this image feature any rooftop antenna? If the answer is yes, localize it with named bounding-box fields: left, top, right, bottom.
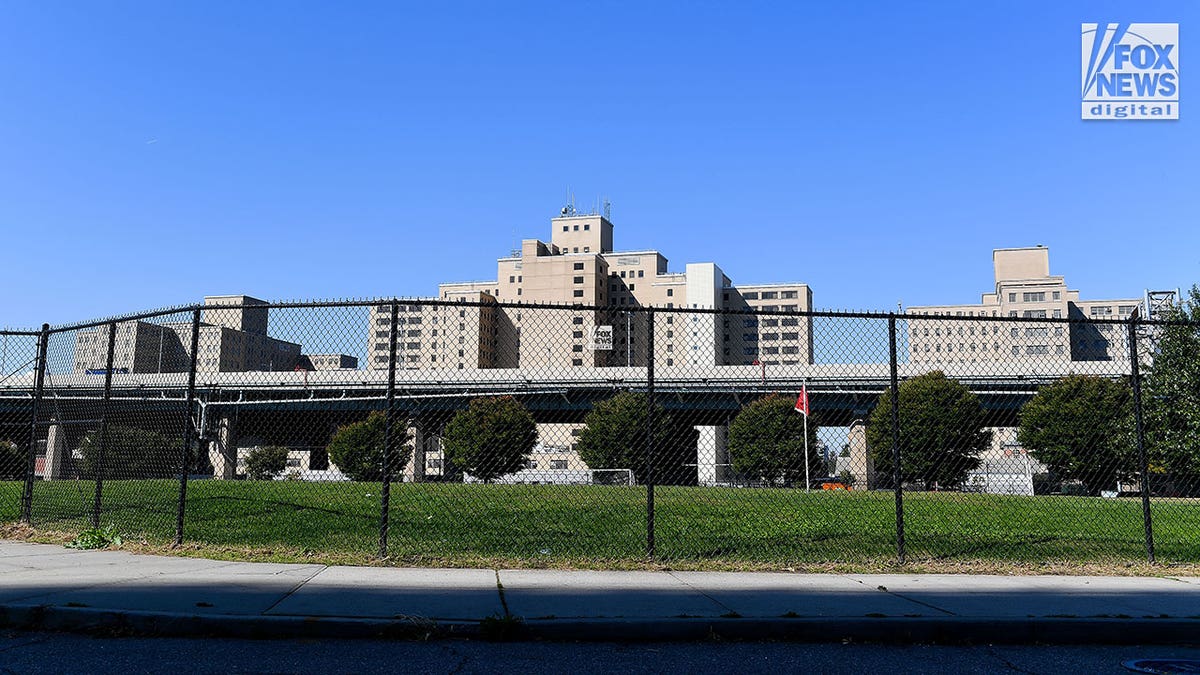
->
left=603, top=197, right=612, bottom=220
left=560, top=187, right=577, bottom=216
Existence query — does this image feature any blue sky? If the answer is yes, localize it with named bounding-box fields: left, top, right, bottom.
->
left=0, top=1, right=1195, bottom=328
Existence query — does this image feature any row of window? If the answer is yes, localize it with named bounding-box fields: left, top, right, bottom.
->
left=562, top=223, right=592, bottom=232
left=738, top=290, right=799, bottom=300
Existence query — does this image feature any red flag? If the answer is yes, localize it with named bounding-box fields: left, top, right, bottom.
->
left=794, top=385, right=809, bottom=416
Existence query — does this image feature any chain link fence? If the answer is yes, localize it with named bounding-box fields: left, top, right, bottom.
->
left=2, top=297, right=1198, bottom=568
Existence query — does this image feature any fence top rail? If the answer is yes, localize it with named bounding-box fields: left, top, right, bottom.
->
left=36, top=296, right=1200, bottom=334
left=0, top=328, right=42, bottom=337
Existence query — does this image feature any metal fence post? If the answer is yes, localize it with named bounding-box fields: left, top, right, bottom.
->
left=1127, top=311, right=1155, bottom=563
left=175, top=309, right=201, bottom=546
left=888, top=314, right=906, bottom=565
left=91, top=322, right=117, bottom=529
left=645, top=308, right=656, bottom=559
left=379, top=300, right=400, bottom=558
left=20, top=324, right=49, bottom=524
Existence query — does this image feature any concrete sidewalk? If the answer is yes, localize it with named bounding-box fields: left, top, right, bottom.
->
left=1, top=541, right=1198, bottom=644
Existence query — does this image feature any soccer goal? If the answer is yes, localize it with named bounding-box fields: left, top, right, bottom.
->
left=590, top=468, right=636, bottom=486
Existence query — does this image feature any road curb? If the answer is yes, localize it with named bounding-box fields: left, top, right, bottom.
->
left=2, top=603, right=1199, bottom=644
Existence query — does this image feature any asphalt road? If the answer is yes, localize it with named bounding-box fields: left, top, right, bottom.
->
left=3, top=630, right=1200, bottom=674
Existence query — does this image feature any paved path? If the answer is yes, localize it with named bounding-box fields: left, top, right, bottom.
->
left=2, top=541, right=1198, bottom=643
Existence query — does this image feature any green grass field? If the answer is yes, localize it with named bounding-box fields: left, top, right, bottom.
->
left=3, top=480, right=1199, bottom=570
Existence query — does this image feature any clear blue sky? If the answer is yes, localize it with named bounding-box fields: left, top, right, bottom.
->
left=0, top=1, right=1194, bottom=328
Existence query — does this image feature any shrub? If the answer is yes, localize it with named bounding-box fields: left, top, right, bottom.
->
left=866, top=371, right=988, bottom=490
left=442, top=396, right=538, bottom=483
left=728, top=394, right=822, bottom=486
left=246, top=446, right=290, bottom=480
left=326, top=411, right=412, bottom=482
left=78, top=426, right=177, bottom=479
left=576, top=392, right=697, bottom=485
left=1018, top=374, right=1135, bottom=495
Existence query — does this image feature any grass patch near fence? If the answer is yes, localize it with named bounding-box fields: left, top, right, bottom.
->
left=3, top=480, right=1200, bottom=572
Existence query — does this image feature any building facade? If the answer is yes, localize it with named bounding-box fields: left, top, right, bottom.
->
left=74, top=295, right=301, bottom=374
left=907, top=247, right=1141, bottom=367
left=367, top=209, right=814, bottom=371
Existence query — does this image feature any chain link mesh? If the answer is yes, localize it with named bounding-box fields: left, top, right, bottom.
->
left=3, top=299, right=1198, bottom=568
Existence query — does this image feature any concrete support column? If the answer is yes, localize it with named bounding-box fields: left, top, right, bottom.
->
left=847, top=419, right=875, bottom=489
left=43, top=419, right=67, bottom=480
left=209, top=414, right=237, bottom=480
left=696, top=425, right=729, bottom=486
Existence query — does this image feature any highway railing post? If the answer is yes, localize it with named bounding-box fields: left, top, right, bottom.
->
left=1127, top=310, right=1155, bottom=563
left=20, top=324, right=49, bottom=524
left=645, top=308, right=656, bottom=559
left=91, top=322, right=117, bottom=529
left=888, top=314, right=905, bottom=565
left=175, top=309, right=201, bottom=546
left=379, top=300, right=400, bottom=559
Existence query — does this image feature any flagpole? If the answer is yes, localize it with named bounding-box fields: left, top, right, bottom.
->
left=803, top=381, right=810, bottom=493
left=803, top=407, right=810, bottom=493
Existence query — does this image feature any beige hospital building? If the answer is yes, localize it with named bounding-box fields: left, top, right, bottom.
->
left=907, top=246, right=1142, bottom=367
left=368, top=209, right=814, bottom=372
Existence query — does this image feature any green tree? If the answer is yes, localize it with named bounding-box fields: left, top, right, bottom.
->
left=728, top=394, right=822, bottom=486
left=1144, top=285, right=1200, bottom=492
left=441, top=396, right=538, bottom=483
left=0, top=439, right=24, bottom=480
left=576, top=391, right=697, bottom=485
left=78, top=426, right=177, bottom=479
left=326, top=411, right=412, bottom=482
left=1018, top=374, right=1134, bottom=495
left=245, top=445, right=290, bottom=480
left=866, top=371, right=988, bottom=490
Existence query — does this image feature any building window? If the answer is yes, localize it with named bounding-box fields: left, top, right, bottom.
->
left=573, top=262, right=584, bottom=270
left=667, top=288, right=673, bottom=297
left=562, top=226, right=569, bottom=232
left=1023, top=292, right=1046, bottom=302
left=638, top=270, right=644, bottom=278
left=1012, top=346, right=1021, bottom=355
left=572, top=317, right=584, bottom=324
left=583, top=247, right=590, bottom=252
left=629, top=284, right=635, bottom=291
left=1053, top=291, right=1061, bottom=300
left=571, top=358, right=583, bottom=366
left=573, top=290, right=584, bottom=298
left=1090, top=306, right=1113, bottom=317
left=573, top=276, right=584, bottom=284
left=1008, top=293, right=1017, bottom=302
left=1053, top=309, right=1062, bottom=318
left=572, top=330, right=584, bottom=338
left=743, top=292, right=758, bottom=300
left=572, top=345, right=583, bottom=352
left=583, top=224, right=590, bottom=231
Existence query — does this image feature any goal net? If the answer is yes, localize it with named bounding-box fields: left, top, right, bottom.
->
left=590, top=468, right=635, bottom=486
